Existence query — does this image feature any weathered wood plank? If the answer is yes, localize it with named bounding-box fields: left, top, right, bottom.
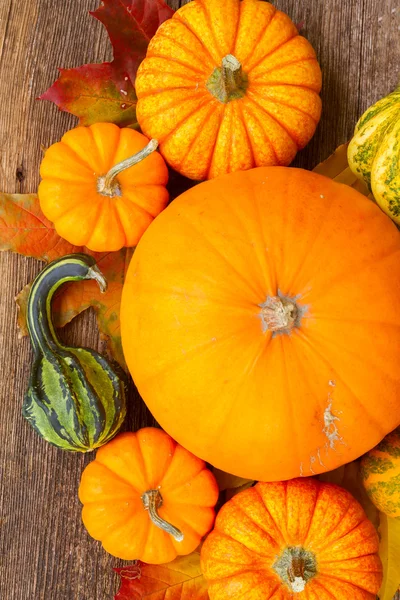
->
left=0, top=0, right=398, bottom=598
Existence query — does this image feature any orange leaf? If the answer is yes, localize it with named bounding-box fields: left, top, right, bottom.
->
left=114, top=552, right=209, bottom=599
left=1, top=192, right=131, bottom=369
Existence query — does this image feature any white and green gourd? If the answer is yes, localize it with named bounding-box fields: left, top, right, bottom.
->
left=23, top=254, right=127, bottom=451
left=348, top=86, right=400, bottom=223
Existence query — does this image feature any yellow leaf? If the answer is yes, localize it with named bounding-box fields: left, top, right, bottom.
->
left=313, top=142, right=373, bottom=198
left=378, top=515, right=400, bottom=600
left=212, top=467, right=254, bottom=492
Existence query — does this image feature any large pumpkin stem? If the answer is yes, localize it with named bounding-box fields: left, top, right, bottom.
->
left=260, top=295, right=298, bottom=333
left=273, top=546, right=317, bottom=593
left=141, top=489, right=184, bottom=542
left=97, top=138, right=159, bottom=198
left=206, top=55, right=249, bottom=103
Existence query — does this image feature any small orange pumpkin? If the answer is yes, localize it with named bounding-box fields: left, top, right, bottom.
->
left=121, top=167, right=400, bottom=482
left=136, top=0, right=322, bottom=180
left=38, top=123, right=169, bottom=252
left=78, top=428, right=219, bottom=564
left=201, top=478, right=382, bottom=599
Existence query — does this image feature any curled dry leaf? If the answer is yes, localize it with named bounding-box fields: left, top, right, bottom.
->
left=40, top=0, right=174, bottom=127
left=114, top=551, right=208, bottom=600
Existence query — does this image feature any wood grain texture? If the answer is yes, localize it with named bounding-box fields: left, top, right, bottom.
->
left=0, top=1, right=399, bottom=598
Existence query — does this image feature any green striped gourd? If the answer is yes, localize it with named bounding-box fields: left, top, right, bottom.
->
left=348, top=87, right=400, bottom=223
left=23, top=254, right=127, bottom=451
left=361, top=428, right=400, bottom=519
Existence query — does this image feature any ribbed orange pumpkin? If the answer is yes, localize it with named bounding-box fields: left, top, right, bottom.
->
left=201, top=478, right=383, bottom=599
left=79, top=428, right=219, bottom=564
left=121, top=167, right=400, bottom=482
left=136, top=0, right=322, bottom=181
left=38, top=123, right=169, bottom=252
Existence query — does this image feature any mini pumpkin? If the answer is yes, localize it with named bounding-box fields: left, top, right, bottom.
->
left=361, top=427, right=400, bottom=519
left=348, top=87, right=400, bottom=223
left=136, top=0, right=322, bottom=180
left=201, top=478, right=382, bottom=599
left=121, top=167, right=400, bottom=482
left=38, top=123, right=169, bottom=252
left=78, top=428, right=219, bottom=564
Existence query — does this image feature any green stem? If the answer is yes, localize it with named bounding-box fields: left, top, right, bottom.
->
left=141, top=489, right=184, bottom=542
left=206, top=54, right=248, bottom=103
left=97, top=139, right=159, bottom=198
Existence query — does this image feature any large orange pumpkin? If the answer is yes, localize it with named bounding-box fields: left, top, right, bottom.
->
left=121, top=167, right=400, bottom=481
left=38, top=123, right=169, bottom=252
left=136, top=0, right=322, bottom=181
left=201, top=478, right=382, bottom=599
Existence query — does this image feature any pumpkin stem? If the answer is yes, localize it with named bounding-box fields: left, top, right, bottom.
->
left=97, top=139, right=159, bottom=198
left=260, top=295, right=298, bottom=333
left=206, top=54, right=248, bottom=103
left=273, top=546, right=317, bottom=593
left=141, top=489, right=184, bottom=542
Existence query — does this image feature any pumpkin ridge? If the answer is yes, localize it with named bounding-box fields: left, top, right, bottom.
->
left=245, top=30, right=299, bottom=75
left=146, top=52, right=208, bottom=76
left=237, top=100, right=256, bottom=166
left=173, top=12, right=218, bottom=66
left=90, top=459, right=139, bottom=495
left=240, top=99, right=279, bottom=164
left=254, top=485, right=289, bottom=545
left=249, top=90, right=320, bottom=124
left=136, top=85, right=200, bottom=101
left=317, top=571, right=381, bottom=595
left=85, top=199, right=112, bottom=249
left=212, top=527, right=277, bottom=562
left=251, top=56, right=319, bottom=81
left=197, top=0, right=239, bottom=61
left=179, top=104, right=219, bottom=173
left=310, top=578, right=339, bottom=600
left=301, top=483, right=324, bottom=545
left=158, top=95, right=216, bottom=147
left=57, top=140, right=98, bottom=175
left=153, top=31, right=213, bottom=73
left=229, top=496, right=283, bottom=551
left=245, top=92, right=299, bottom=147
left=294, top=333, right=385, bottom=453
left=137, top=66, right=204, bottom=83
left=236, top=5, right=278, bottom=71
left=136, top=322, right=258, bottom=386
left=63, top=126, right=104, bottom=173
left=170, top=207, right=263, bottom=298
left=204, top=108, right=225, bottom=178
left=138, top=91, right=210, bottom=135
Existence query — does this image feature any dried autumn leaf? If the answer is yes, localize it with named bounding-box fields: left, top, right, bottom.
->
left=40, top=0, right=174, bottom=127
left=1, top=192, right=131, bottom=369
left=114, top=551, right=209, bottom=599
left=212, top=467, right=253, bottom=492
left=378, top=515, right=400, bottom=600
left=312, top=142, right=372, bottom=197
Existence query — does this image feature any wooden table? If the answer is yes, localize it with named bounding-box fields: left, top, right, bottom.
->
left=1, top=1, right=399, bottom=598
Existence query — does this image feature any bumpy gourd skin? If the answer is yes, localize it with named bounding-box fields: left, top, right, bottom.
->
left=348, top=87, right=400, bottom=223
left=136, top=0, right=322, bottom=180
left=23, top=254, right=126, bottom=451
left=361, top=428, right=400, bottom=519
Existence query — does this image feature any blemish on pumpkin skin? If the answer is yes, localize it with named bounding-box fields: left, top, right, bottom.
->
left=323, top=379, right=342, bottom=449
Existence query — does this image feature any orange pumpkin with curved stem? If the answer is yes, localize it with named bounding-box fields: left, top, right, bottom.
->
left=201, top=478, right=382, bottom=599
left=121, top=167, right=400, bottom=482
left=136, top=0, right=322, bottom=180
left=38, top=123, right=169, bottom=252
left=78, top=428, right=219, bottom=564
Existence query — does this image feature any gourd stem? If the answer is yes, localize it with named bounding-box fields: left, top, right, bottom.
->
left=27, top=255, right=107, bottom=355
left=97, top=139, right=159, bottom=197
left=142, top=489, right=184, bottom=542
left=206, top=54, right=248, bottom=103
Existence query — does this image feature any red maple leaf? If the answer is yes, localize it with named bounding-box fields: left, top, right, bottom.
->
left=40, top=0, right=174, bottom=127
